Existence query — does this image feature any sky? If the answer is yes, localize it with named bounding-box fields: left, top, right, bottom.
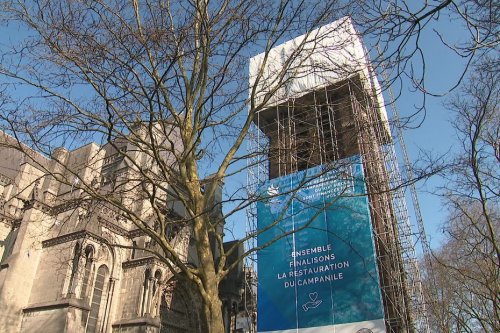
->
left=228, top=11, right=473, bottom=252
left=0, top=6, right=473, bottom=252
left=222, top=12, right=472, bottom=251
left=389, top=15, right=470, bottom=249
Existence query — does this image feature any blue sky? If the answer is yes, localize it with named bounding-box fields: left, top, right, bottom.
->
left=223, top=14, right=472, bottom=250
left=223, top=12, right=472, bottom=250
left=390, top=14, right=470, bottom=249
left=0, top=9, right=472, bottom=251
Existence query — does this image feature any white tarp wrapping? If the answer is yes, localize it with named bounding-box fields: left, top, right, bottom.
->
left=249, top=16, right=390, bottom=135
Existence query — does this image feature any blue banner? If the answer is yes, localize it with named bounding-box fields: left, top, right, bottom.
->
left=257, top=156, right=385, bottom=332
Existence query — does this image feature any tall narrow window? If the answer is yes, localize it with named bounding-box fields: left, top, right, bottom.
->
left=131, top=241, right=137, bottom=259
left=86, top=264, right=108, bottom=333
left=152, top=270, right=162, bottom=316
left=141, top=269, right=151, bottom=315
left=67, top=242, right=81, bottom=296
left=80, top=245, right=94, bottom=301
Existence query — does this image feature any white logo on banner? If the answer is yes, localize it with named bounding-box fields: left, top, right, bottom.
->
left=302, top=292, right=322, bottom=311
left=267, top=184, right=279, bottom=196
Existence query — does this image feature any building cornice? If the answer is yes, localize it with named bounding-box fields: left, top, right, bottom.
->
left=97, top=216, right=129, bottom=237
left=23, top=297, right=90, bottom=313
left=52, top=200, right=81, bottom=215
left=112, top=316, right=161, bottom=328
left=23, top=199, right=53, bottom=215
left=42, top=230, right=104, bottom=248
left=128, top=228, right=144, bottom=238
left=122, top=256, right=168, bottom=269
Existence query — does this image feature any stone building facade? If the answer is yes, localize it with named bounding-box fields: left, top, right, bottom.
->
left=0, top=131, right=243, bottom=333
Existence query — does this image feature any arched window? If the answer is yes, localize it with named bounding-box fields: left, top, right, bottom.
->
left=141, top=269, right=151, bottom=316
left=153, top=270, right=162, bottom=295
left=80, top=245, right=95, bottom=301
left=151, top=270, right=162, bottom=316
left=86, top=264, right=108, bottom=333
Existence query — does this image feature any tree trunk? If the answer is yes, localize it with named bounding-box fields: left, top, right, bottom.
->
left=191, top=210, right=225, bottom=332
left=202, top=278, right=225, bottom=333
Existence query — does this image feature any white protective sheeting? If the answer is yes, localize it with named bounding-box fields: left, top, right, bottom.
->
left=249, top=16, right=390, bottom=135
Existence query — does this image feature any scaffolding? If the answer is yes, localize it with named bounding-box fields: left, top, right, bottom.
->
left=246, top=73, right=430, bottom=333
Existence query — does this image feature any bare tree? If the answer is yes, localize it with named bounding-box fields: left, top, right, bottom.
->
left=358, top=0, right=499, bottom=96
left=0, top=0, right=496, bottom=332
left=422, top=58, right=499, bottom=333
left=0, top=1, right=379, bottom=332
